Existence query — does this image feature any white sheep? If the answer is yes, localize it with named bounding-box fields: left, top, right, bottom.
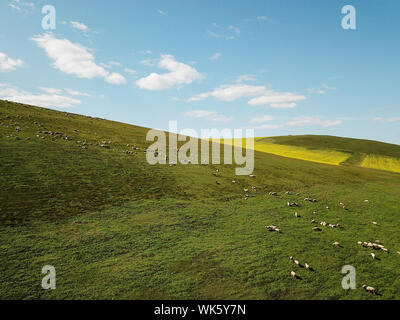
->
left=371, top=253, right=376, bottom=259
left=362, top=285, right=376, bottom=294
left=291, top=271, right=297, bottom=279
left=333, top=242, right=340, bottom=247
left=294, top=260, right=300, bottom=266
left=305, top=263, right=310, bottom=270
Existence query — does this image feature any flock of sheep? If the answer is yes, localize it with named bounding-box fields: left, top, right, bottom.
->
left=230, top=174, right=397, bottom=297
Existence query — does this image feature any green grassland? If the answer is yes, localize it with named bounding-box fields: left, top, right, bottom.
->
left=1, top=99, right=400, bottom=300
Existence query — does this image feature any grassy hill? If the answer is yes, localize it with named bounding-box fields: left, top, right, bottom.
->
left=218, top=135, right=400, bottom=173
left=1, top=99, right=400, bottom=300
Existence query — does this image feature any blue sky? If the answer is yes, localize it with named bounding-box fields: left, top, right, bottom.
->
left=1, top=0, right=399, bottom=144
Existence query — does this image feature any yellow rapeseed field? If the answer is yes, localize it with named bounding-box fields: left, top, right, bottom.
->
left=215, top=138, right=350, bottom=166
left=361, top=155, right=400, bottom=173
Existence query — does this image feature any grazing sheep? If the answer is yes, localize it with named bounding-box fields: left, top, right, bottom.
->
left=357, top=241, right=363, bottom=246
left=333, top=242, right=340, bottom=247
left=285, top=191, right=293, bottom=195
left=326, top=206, right=330, bottom=210
left=364, top=200, right=370, bottom=203
left=249, top=174, right=256, bottom=178
left=397, top=251, right=400, bottom=255
left=295, top=212, right=299, bottom=218
left=305, top=263, right=310, bottom=270
left=287, top=202, right=299, bottom=207
left=381, top=248, right=389, bottom=253
left=265, top=225, right=281, bottom=233
left=313, top=227, right=321, bottom=231
left=371, top=253, right=376, bottom=259
left=294, top=260, right=300, bottom=266
left=291, top=271, right=297, bottom=279
left=362, top=285, right=377, bottom=294
left=232, top=180, right=236, bottom=183
left=311, top=219, right=316, bottom=224
left=290, top=256, right=294, bottom=261
left=269, top=192, right=278, bottom=196
left=372, top=221, right=378, bottom=225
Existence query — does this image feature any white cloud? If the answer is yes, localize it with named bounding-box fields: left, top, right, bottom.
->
left=0, top=84, right=81, bottom=108
left=207, top=23, right=239, bottom=40
left=105, top=73, right=126, bottom=85
left=207, top=30, right=234, bottom=40
left=189, top=84, right=267, bottom=102
left=136, top=54, right=203, bottom=91
left=38, top=87, right=62, bottom=94
left=184, top=110, right=232, bottom=122
left=307, top=84, right=336, bottom=95
left=257, top=16, right=267, bottom=21
left=249, top=115, right=275, bottom=124
left=235, top=74, right=256, bottom=83
left=31, top=33, right=126, bottom=85
left=158, top=9, right=166, bottom=15
left=251, top=117, right=343, bottom=130
left=140, top=58, right=157, bottom=67
left=9, top=3, right=21, bottom=10
left=124, top=68, right=136, bottom=75
left=247, top=92, right=306, bottom=108
left=101, top=61, right=123, bottom=69
left=209, top=53, right=222, bottom=61
left=307, top=88, right=325, bottom=95
left=70, top=21, right=89, bottom=32
left=189, top=83, right=306, bottom=108
left=285, top=117, right=342, bottom=127
left=373, top=117, right=400, bottom=123
left=228, top=25, right=240, bottom=34
left=9, top=0, right=34, bottom=13
left=65, top=89, right=91, bottom=97
left=269, top=102, right=297, bottom=109
left=0, top=52, right=24, bottom=72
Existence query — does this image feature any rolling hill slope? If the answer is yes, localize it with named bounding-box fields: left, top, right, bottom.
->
left=217, top=135, right=400, bottom=173
left=1, top=99, right=400, bottom=300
